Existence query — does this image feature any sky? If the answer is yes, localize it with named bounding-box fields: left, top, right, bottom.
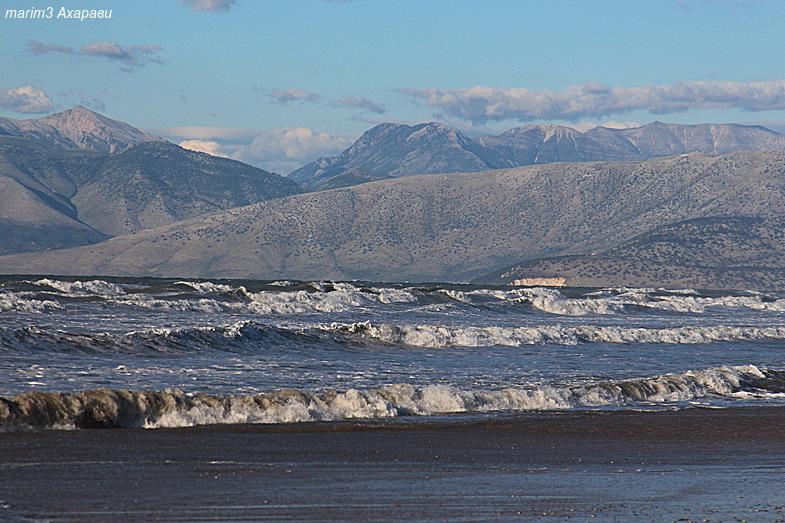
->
left=2, top=0, right=785, bottom=173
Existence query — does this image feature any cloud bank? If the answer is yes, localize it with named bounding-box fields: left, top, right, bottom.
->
left=172, top=126, right=351, bottom=174
left=27, top=40, right=164, bottom=70
left=0, top=85, right=54, bottom=113
left=165, top=126, right=258, bottom=141
left=401, top=80, right=785, bottom=123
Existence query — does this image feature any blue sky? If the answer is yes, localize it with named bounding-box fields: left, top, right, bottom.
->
left=2, top=0, right=785, bottom=172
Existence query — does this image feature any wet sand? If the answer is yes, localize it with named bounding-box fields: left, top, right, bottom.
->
left=2, top=407, right=785, bottom=521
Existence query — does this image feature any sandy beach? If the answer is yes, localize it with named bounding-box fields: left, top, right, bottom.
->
left=2, top=406, right=785, bottom=521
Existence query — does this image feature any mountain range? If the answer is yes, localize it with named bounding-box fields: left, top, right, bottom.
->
left=290, top=121, right=785, bottom=189
left=3, top=106, right=785, bottom=289
left=3, top=150, right=785, bottom=289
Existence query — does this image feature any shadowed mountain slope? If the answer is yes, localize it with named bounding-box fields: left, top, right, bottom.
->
left=72, top=141, right=302, bottom=236
left=0, top=137, right=301, bottom=253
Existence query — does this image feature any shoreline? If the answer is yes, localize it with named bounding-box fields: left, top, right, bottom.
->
left=2, top=406, right=785, bottom=521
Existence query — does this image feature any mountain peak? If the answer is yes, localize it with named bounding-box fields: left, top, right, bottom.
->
left=62, top=105, right=99, bottom=116
left=360, top=121, right=450, bottom=137
left=289, top=121, right=501, bottom=187
left=0, top=106, right=162, bottom=153
left=422, top=121, right=450, bottom=130
left=43, top=105, right=110, bottom=127
left=407, top=121, right=461, bottom=142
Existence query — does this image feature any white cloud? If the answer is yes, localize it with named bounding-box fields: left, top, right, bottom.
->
left=569, top=120, right=642, bottom=132
left=401, top=79, right=785, bottom=123
left=182, top=0, right=235, bottom=12
left=179, top=140, right=229, bottom=157
left=597, top=120, right=641, bottom=129
left=236, top=127, right=351, bottom=173
left=170, top=126, right=351, bottom=174
left=0, top=85, right=54, bottom=113
left=165, top=126, right=257, bottom=141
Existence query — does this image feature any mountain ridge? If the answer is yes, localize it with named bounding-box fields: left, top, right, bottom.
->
left=291, top=121, right=785, bottom=189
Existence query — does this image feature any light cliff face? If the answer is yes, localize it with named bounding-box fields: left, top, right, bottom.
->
left=511, top=277, right=566, bottom=287
left=290, top=121, right=785, bottom=190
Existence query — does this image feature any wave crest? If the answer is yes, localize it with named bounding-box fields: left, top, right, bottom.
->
left=119, top=282, right=417, bottom=315
left=442, top=287, right=785, bottom=315
left=323, top=321, right=785, bottom=348
left=33, top=278, right=126, bottom=296
left=0, top=292, right=61, bottom=314
left=0, top=365, right=773, bottom=430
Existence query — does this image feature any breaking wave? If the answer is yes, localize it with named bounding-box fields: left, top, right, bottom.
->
left=118, top=281, right=417, bottom=315
left=323, top=321, right=785, bottom=348
left=33, top=278, right=127, bottom=296
left=174, top=280, right=236, bottom=294
left=640, top=294, right=785, bottom=313
left=0, top=292, right=61, bottom=314
left=440, top=287, right=785, bottom=315
left=7, top=279, right=785, bottom=317
left=238, top=283, right=417, bottom=314
left=438, top=287, right=619, bottom=315
left=1, top=365, right=779, bottom=430
left=10, top=279, right=419, bottom=315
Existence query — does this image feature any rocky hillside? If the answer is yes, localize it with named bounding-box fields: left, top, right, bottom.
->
left=2, top=151, right=784, bottom=288
left=477, top=217, right=785, bottom=290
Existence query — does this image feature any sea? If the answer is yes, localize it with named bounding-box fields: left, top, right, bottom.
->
left=2, top=276, right=785, bottom=430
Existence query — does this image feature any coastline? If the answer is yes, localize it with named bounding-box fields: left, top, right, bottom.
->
left=2, top=406, right=785, bottom=521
